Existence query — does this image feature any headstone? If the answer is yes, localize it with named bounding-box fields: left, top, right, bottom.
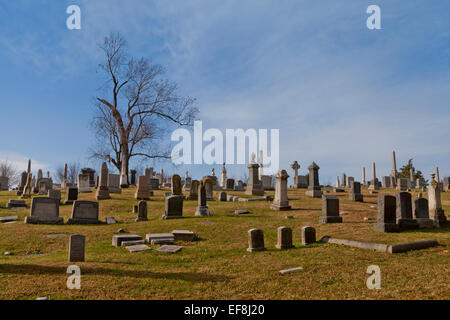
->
left=146, top=233, right=175, bottom=245
left=171, top=174, right=182, bottom=196
left=234, top=180, right=245, bottom=191
left=130, top=170, right=137, bottom=185
left=368, top=162, right=379, bottom=191
left=67, top=200, right=100, bottom=224
left=157, top=245, right=182, bottom=253
left=69, top=234, right=85, bottom=262
left=203, top=178, right=214, bottom=201
left=25, top=197, right=63, bottom=224
left=261, top=175, right=274, bottom=190
left=61, top=163, right=68, bottom=189
left=374, top=194, right=400, bottom=232
left=21, top=173, right=32, bottom=198
left=171, top=230, right=195, bottom=241
left=396, top=178, right=409, bottom=191
left=382, top=176, right=391, bottom=188
left=77, top=174, right=91, bottom=193
left=48, top=189, right=61, bottom=203
left=105, top=217, right=117, bottom=224
left=320, top=195, right=342, bottom=223
left=136, top=200, right=148, bottom=222
left=220, top=163, right=227, bottom=188
left=125, top=244, right=151, bottom=253
left=271, top=169, right=291, bottom=210
left=245, top=153, right=264, bottom=196
left=81, top=168, right=96, bottom=187
left=395, top=192, right=418, bottom=230
left=112, top=235, right=142, bottom=247
left=226, top=178, right=235, bottom=190
left=0, top=176, right=9, bottom=191
left=341, top=173, right=347, bottom=188
left=64, top=187, right=78, bottom=205
left=347, top=177, right=354, bottom=188
left=218, top=191, right=227, bottom=201
left=195, top=180, right=210, bottom=216
left=6, top=199, right=27, bottom=209
left=121, top=240, right=145, bottom=247
left=428, top=174, right=447, bottom=227
left=187, top=180, right=199, bottom=200
left=412, top=198, right=434, bottom=228
left=107, top=174, right=121, bottom=194
left=247, top=229, right=266, bottom=252
left=96, top=163, right=111, bottom=200
left=16, top=171, right=27, bottom=195
left=305, top=162, right=322, bottom=198
left=301, top=226, right=316, bottom=245
left=290, top=161, right=301, bottom=188
left=349, top=181, right=363, bottom=202
left=0, top=216, right=19, bottom=223
left=362, top=167, right=366, bottom=187
left=276, top=226, right=293, bottom=249
left=162, top=195, right=184, bottom=219
left=135, top=176, right=150, bottom=200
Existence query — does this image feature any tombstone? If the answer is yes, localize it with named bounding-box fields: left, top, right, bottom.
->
left=135, top=176, right=150, bottom=200
left=305, top=162, right=322, bottom=198
left=69, top=234, right=85, bottom=262
left=187, top=180, right=199, bottom=200
left=220, top=163, right=228, bottom=188
left=412, top=198, right=434, bottom=228
left=107, top=174, right=121, bottom=194
left=16, top=171, right=27, bottom=195
left=226, top=178, right=235, bottom=190
left=183, top=176, right=192, bottom=191
left=428, top=174, right=447, bottom=227
left=48, top=189, right=61, bottom=203
left=64, top=187, right=78, bottom=205
left=382, top=176, right=391, bottom=188
left=349, top=181, right=363, bottom=202
left=68, top=200, right=100, bottom=224
left=38, top=180, right=49, bottom=195
left=77, top=174, right=91, bottom=193
left=61, top=163, right=68, bottom=189
left=195, top=180, right=210, bottom=216
left=0, top=176, right=9, bottom=191
left=171, top=174, right=182, bottom=196
left=341, top=173, right=347, bottom=187
left=136, top=200, right=148, bottom=222
left=81, top=168, right=96, bottom=187
left=112, top=235, right=143, bottom=247
left=247, top=229, right=266, bottom=252
left=368, top=162, right=379, bottom=191
left=260, top=175, right=274, bottom=190
left=374, top=195, right=400, bottom=232
left=276, top=226, right=293, bottom=249
left=297, top=175, right=308, bottom=188
left=290, top=161, right=301, bottom=188
left=162, top=195, right=184, bottom=220
left=301, top=226, right=316, bottom=245
left=346, top=177, right=354, bottom=188
left=96, top=162, right=111, bottom=200
left=234, top=180, right=245, bottom=191
left=21, top=173, right=32, bottom=198
left=25, top=197, right=63, bottom=224
left=395, top=192, right=418, bottom=230
left=130, top=170, right=137, bottom=185
left=245, top=153, right=264, bottom=196
left=203, top=178, right=214, bottom=201
left=396, top=178, right=409, bottom=191
left=271, top=169, right=291, bottom=210
left=218, top=191, right=227, bottom=202
left=320, top=195, right=342, bottom=223
left=6, top=199, right=27, bottom=209
left=172, top=230, right=195, bottom=241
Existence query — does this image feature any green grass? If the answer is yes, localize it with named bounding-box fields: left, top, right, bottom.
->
left=0, top=187, right=448, bottom=300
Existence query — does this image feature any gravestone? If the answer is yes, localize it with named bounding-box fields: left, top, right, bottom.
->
left=0, top=176, right=9, bottom=191
left=38, top=180, right=49, bottom=195
left=81, top=168, right=96, bottom=187
left=96, top=162, right=111, bottom=200
left=77, top=174, right=91, bottom=193
left=16, top=171, right=27, bottom=195
left=301, top=226, right=316, bottom=245
left=271, top=169, right=291, bottom=210
left=347, top=177, right=354, bottom=188
left=305, top=162, right=322, bottom=198
left=395, top=192, right=418, bottom=230
left=187, top=180, right=199, bottom=200
left=428, top=174, right=447, bottom=227
left=218, top=191, right=227, bottom=202
left=320, top=195, right=342, bottom=223
left=108, top=174, right=121, bottom=194
left=146, top=233, right=175, bottom=245
left=203, top=178, right=214, bottom=201
left=374, top=194, right=400, bottom=232
left=69, top=234, right=85, bottom=262
left=25, top=197, right=63, bottom=224
left=130, top=170, right=137, bottom=185
left=64, top=187, right=78, bottom=205
left=349, top=181, right=363, bottom=202
left=171, top=174, right=182, bottom=196
left=157, top=245, right=183, bottom=253
left=382, top=176, right=391, bottom=188
left=247, top=229, right=266, bottom=252
left=276, top=226, right=293, bottom=249
left=413, top=198, right=434, bottom=228
left=245, top=153, right=264, bottom=196
left=162, top=195, right=184, bottom=219
left=368, top=162, right=379, bottom=191
left=136, top=200, right=148, bottom=222
left=6, top=199, right=27, bottom=209
left=135, top=176, right=150, bottom=200
left=226, top=178, right=235, bottom=190
left=290, top=161, right=301, bottom=188
left=234, top=180, right=245, bottom=191
left=195, top=180, right=210, bottom=216
left=21, top=173, right=32, bottom=198
left=112, top=235, right=142, bottom=247
left=171, top=230, right=195, bottom=241
left=68, top=200, right=100, bottom=224
left=341, top=173, right=347, bottom=187
left=396, top=178, right=409, bottom=191
left=261, top=175, right=274, bottom=190
left=48, top=189, right=61, bottom=203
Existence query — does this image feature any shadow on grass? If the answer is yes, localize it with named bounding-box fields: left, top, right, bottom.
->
left=0, top=264, right=231, bottom=282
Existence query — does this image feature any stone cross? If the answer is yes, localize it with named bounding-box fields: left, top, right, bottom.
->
left=290, top=161, right=300, bottom=187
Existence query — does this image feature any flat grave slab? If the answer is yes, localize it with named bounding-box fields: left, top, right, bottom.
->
left=0, top=216, right=19, bottom=223
left=112, top=235, right=142, bottom=247
left=171, top=230, right=195, bottom=241
left=157, top=245, right=183, bottom=253
left=126, top=244, right=151, bottom=253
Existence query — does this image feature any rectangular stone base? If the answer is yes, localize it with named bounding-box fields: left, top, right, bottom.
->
left=397, top=219, right=419, bottom=230
left=276, top=244, right=294, bottom=249
left=161, top=215, right=183, bottom=220
left=305, top=190, right=323, bottom=198
left=416, top=218, right=435, bottom=229
left=25, top=216, right=64, bottom=225
left=195, top=206, right=211, bottom=217
left=374, top=223, right=400, bottom=233
left=270, top=204, right=291, bottom=211
left=247, top=247, right=266, bottom=252
left=319, top=216, right=343, bottom=224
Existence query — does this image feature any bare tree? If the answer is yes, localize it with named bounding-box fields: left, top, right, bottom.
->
left=89, top=32, right=198, bottom=186
left=55, top=163, right=80, bottom=184
left=0, top=160, right=19, bottom=187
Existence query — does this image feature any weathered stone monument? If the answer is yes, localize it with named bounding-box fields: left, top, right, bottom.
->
left=21, top=173, right=32, bottom=198
left=397, top=178, right=409, bottom=191
left=320, top=195, right=342, bottom=223
left=362, top=167, right=366, bottom=187
left=395, top=192, right=418, bottom=230
left=271, top=169, right=291, bottom=210
left=96, top=163, right=111, bottom=200
left=305, top=162, right=322, bottom=198
left=390, top=150, right=398, bottom=187
left=25, top=197, right=63, bottom=224
left=171, top=174, right=182, bottom=196
left=69, top=234, right=85, bottom=262
left=163, top=178, right=184, bottom=220
left=301, top=226, right=316, bottom=245
left=187, top=180, right=199, bottom=200
left=195, top=180, right=210, bottom=216
left=77, top=174, right=91, bottom=193
left=349, top=181, right=363, bottom=202
left=368, top=162, right=379, bottom=191
left=0, top=176, right=9, bottom=191
left=108, top=174, right=121, bottom=194
left=218, top=191, right=227, bottom=202
left=220, top=163, right=227, bottom=188
left=81, top=168, right=96, bottom=187
left=67, top=200, right=100, bottom=224
left=136, top=200, right=148, bottom=222
left=412, top=198, right=434, bottom=228
left=203, top=177, right=214, bottom=201
left=183, top=171, right=192, bottom=191
left=382, top=176, right=391, bottom=188
left=245, top=153, right=264, bottom=196
left=428, top=174, right=447, bottom=227
left=225, top=178, right=235, bottom=190
left=48, top=189, right=61, bottom=203
left=135, top=176, right=150, bottom=200
left=16, top=171, right=27, bottom=195
left=130, top=170, right=137, bottom=185
left=61, top=163, right=68, bottom=189
left=276, top=226, right=293, bottom=249
left=64, top=187, right=78, bottom=205
left=247, top=229, right=266, bottom=252
left=290, top=161, right=301, bottom=188
left=374, top=194, right=399, bottom=232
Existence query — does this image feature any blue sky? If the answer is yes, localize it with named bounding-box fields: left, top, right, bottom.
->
left=0, top=0, right=449, bottom=184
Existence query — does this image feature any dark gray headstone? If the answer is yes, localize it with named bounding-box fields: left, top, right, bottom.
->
left=301, top=226, right=316, bottom=245
left=320, top=195, right=342, bottom=223
left=162, top=195, right=184, bottom=219
left=67, top=200, right=100, bottom=224
left=69, top=234, right=85, bottom=262
left=374, top=194, right=399, bottom=232
left=25, top=197, right=63, bottom=224
left=247, top=229, right=266, bottom=252
left=276, top=226, right=293, bottom=249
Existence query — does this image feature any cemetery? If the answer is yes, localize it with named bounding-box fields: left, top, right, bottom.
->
left=0, top=158, right=448, bottom=300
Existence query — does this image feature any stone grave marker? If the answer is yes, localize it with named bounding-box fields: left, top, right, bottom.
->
left=69, top=234, right=85, bottom=262
left=25, top=197, right=63, bottom=224
left=67, top=200, right=100, bottom=224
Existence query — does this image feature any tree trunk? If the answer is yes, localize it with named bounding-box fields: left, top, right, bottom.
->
left=120, top=143, right=130, bottom=188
